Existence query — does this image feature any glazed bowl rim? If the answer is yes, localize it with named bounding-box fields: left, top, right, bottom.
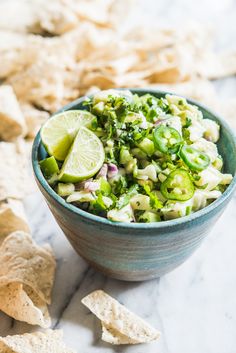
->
left=32, top=88, right=236, bottom=230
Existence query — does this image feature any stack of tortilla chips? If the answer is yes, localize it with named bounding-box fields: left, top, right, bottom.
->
left=0, top=0, right=235, bottom=137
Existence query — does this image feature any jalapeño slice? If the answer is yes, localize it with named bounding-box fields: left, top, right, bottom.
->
left=160, top=169, right=194, bottom=201
left=180, top=145, right=210, bottom=171
left=153, top=125, right=182, bottom=154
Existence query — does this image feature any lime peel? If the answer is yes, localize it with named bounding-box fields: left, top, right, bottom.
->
left=41, top=110, right=96, bottom=161
left=59, top=127, right=105, bottom=183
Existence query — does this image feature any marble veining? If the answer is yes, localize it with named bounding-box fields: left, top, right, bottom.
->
left=0, top=0, right=236, bottom=352
left=0, top=188, right=233, bottom=353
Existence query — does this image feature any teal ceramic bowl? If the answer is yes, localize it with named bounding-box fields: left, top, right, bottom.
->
left=32, top=89, right=236, bottom=281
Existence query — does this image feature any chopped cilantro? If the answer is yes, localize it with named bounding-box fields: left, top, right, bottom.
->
left=143, top=184, right=163, bottom=209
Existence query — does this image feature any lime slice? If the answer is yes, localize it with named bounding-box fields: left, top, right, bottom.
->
left=59, top=127, right=105, bottom=182
left=41, top=110, right=96, bottom=161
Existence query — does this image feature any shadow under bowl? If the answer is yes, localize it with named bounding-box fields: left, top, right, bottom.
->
left=32, top=89, right=236, bottom=281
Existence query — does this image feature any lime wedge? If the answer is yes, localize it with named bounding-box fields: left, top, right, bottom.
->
left=59, top=127, right=105, bottom=182
left=41, top=110, right=96, bottom=161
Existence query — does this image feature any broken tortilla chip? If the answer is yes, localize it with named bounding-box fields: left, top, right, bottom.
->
left=0, top=283, right=50, bottom=328
left=0, top=330, right=75, bottom=353
left=0, top=85, right=27, bottom=141
left=82, top=290, right=161, bottom=345
left=0, top=199, right=29, bottom=244
left=0, top=231, right=56, bottom=327
left=0, top=231, right=55, bottom=303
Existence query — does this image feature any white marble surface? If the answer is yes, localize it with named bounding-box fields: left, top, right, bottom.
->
left=0, top=0, right=236, bottom=352
left=0, top=191, right=234, bottom=353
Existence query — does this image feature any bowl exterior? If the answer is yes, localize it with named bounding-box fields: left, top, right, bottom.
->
left=35, top=177, right=231, bottom=281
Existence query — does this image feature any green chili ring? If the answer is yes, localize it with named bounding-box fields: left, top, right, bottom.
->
left=153, top=125, right=182, bottom=154
left=179, top=145, right=210, bottom=171
left=160, top=169, right=194, bottom=201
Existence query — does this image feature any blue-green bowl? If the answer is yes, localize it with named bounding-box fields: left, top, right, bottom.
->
left=32, top=89, right=236, bottom=281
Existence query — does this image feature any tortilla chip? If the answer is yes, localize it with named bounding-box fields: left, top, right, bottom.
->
left=0, top=140, right=33, bottom=201
left=153, top=78, right=217, bottom=106
left=81, top=290, right=160, bottom=344
left=124, top=26, right=176, bottom=52
left=0, top=85, right=27, bottom=141
left=20, top=103, right=50, bottom=138
left=7, top=43, right=80, bottom=112
left=85, top=86, right=101, bottom=96
left=0, top=199, right=29, bottom=244
left=0, top=31, right=42, bottom=79
left=0, top=0, right=78, bottom=35
left=0, top=283, right=50, bottom=328
left=101, top=323, right=139, bottom=344
left=197, top=51, right=236, bottom=79
left=0, top=231, right=55, bottom=327
left=0, top=231, right=55, bottom=303
left=31, top=0, right=79, bottom=35
left=0, top=330, right=75, bottom=353
left=71, top=0, right=114, bottom=27
left=0, top=1, right=34, bottom=34
left=217, top=98, right=236, bottom=130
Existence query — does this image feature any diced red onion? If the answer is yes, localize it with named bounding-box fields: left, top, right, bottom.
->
left=154, top=117, right=170, bottom=126
left=84, top=181, right=100, bottom=192
left=97, top=163, right=108, bottom=179
left=75, top=178, right=92, bottom=190
left=108, top=163, right=118, bottom=178
left=139, top=114, right=148, bottom=129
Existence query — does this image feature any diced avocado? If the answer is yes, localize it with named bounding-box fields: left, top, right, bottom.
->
left=99, top=177, right=111, bottom=196
left=57, top=183, right=75, bottom=197
left=131, top=148, right=147, bottom=159
left=139, top=211, right=161, bottom=223
left=125, top=158, right=137, bottom=174
left=137, top=138, right=155, bottom=156
left=92, top=101, right=105, bottom=115
left=120, top=146, right=133, bottom=165
left=39, top=156, right=59, bottom=178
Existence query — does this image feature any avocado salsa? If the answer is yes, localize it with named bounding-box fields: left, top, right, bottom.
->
left=40, top=90, right=233, bottom=223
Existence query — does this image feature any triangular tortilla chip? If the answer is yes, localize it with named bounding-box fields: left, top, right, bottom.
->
left=0, top=199, right=29, bottom=245
left=82, top=290, right=160, bottom=344
left=0, top=283, right=50, bottom=328
left=0, top=330, right=75, bottom=353
left=0, top=231, right=55, bottom=327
